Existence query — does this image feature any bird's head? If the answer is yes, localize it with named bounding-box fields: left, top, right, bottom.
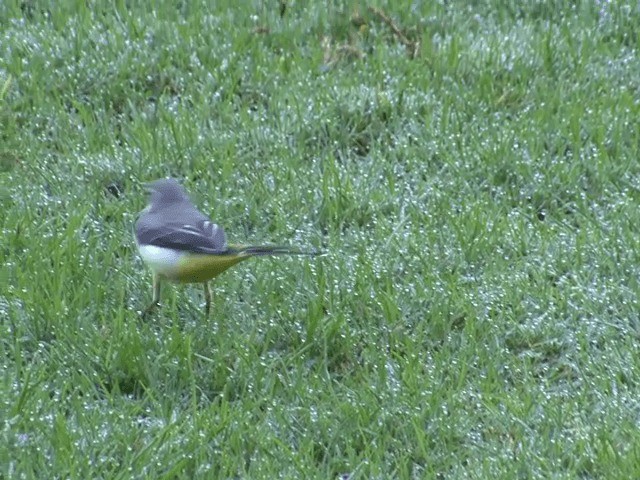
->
left=144, top=178, right=190, bottom=210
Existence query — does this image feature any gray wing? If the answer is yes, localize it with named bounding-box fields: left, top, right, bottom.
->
left=136, top=207, right=228, bottom=254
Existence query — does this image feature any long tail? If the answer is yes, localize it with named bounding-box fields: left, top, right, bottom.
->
left=229, top=245, right=323, bottom=257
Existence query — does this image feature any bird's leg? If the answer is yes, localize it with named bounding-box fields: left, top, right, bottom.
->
left=142, top=273, right=161, bottom=318
left=203, top=281, right=212, bottom=315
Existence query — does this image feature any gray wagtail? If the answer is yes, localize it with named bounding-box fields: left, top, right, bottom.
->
left=135, top=178, right=320, bottom=315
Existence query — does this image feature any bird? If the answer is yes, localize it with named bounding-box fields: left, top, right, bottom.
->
left=134, top=178, right=320, bottom=316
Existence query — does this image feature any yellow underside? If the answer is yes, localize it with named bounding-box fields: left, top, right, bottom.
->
left=164, top=253, right=251, bottom=283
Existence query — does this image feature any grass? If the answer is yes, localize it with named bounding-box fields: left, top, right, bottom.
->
left=2, top=0, right=640, bottom=478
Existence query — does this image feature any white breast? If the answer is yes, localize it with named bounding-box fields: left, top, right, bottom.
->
left=138, top=245, right=184, bottom=276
